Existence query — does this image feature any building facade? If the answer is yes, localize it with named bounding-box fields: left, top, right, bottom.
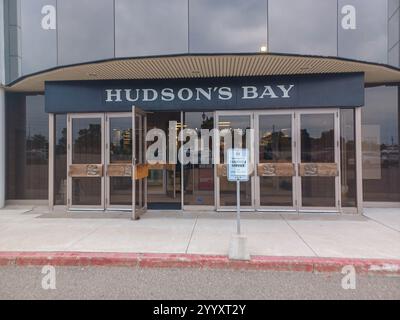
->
left=1, top=0, right=399, bottom=216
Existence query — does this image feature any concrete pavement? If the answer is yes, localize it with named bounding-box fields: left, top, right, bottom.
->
left=0, top=207, right=399, bottom=260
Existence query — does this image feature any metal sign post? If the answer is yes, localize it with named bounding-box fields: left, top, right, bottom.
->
left=227, top=149, right=250, bottom=260
left=236, top=180, right=240, bottom=235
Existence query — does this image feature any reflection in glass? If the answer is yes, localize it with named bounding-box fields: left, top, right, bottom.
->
left=21, top=0, right=57, bottom=75
left=362, top=86, right=400, bottom=202
left=268, top=0, right=337, bottom=56
left=6, top=94, right=49, bottom=200
left=110, top=177, right=132, bottom=206
left=300, top=114, right=336, bottom=207
left=72, top=118, right=102, bottom=164
left=115, top=0, right=188, bottom=57
left=338, top=0, right=388, bottom=64
left=71, top=117, right=103, bottom=207
left=189, top=0, right=268, bottom=53
left=259, top=115, right=293, bottom=207
left=110, top=118, right=132, bottom=163
left=340, top=109, right=357, bottom=207
left=183, top=112, right=215, bottom=206
left=109, top=117, right=133, bottom=207
left=301, top=114, right=335, bottom=163
left=219, top=115, right=252, bottom=207
left=57, top=0, right=114, bottom=65
left=72, top=178, right=102, bottom=206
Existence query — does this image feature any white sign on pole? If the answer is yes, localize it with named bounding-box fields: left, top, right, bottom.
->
left=227, top=148, right=249, bottom=182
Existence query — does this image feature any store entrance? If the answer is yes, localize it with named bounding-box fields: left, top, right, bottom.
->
left=66, top=108, right=147, bottom=217
left=216, top=109, right=341, bottom=212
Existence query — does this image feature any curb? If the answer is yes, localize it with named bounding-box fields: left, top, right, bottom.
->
left=0, top=252, right=399, bottom=276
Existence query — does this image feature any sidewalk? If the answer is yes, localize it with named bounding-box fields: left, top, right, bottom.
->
left=0, top=207, right=399, bottom=273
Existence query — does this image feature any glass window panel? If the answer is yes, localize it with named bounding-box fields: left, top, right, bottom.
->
left=388, top=9, right=399, bottom=50
left=21, top=0, right=57, bottom=75
left=362, top=86, right=400, bottom=202
left=6, top=94, right=49, bottom=200
left=57, top=0, right=114, bottom=65
left=189, top=0, right=268, bottom=53
left=109, top=117, right=132, bottom=163
left=340, top=109, right=357, bottom=207
left=72, top=118, right=102, bottom=164
left=300, top=113, right=336, bottom=208
left=268, top=0, right=337, bottom=56
left=72, top=178, right=101, bottom=206
left=259, top=114, right=293, bottom=207
left=301, top=114, right=335, bottom=163
left=338, top=0, right=388, bottom=64
left=110, top=177, right=132, bottom=206
left=183, top=112, right=215, bottom=206
left=302, top=177, right=336, bottom=207
left=389, top=43, right=400, bottom=68
left=389, top=0, right=400, bottom=17
left=115, top=0, right=188, bottom=57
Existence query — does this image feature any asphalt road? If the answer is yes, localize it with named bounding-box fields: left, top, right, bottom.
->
left=0, top=266, right=399, bottom=300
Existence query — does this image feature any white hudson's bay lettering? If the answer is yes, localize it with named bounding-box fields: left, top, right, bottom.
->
left=242, top=85, right=294, bottom=100
left=105, top=84, right=293, bottom=103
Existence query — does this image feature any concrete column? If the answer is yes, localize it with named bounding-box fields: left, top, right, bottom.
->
left=0, top=88, right=5, bottom=208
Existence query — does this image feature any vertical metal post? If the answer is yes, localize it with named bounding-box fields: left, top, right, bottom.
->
left=0, top=88, right=5, bottom=209
left=48, top=113, right=55, bottom=211
left=236, top=180, right=241, bottom=235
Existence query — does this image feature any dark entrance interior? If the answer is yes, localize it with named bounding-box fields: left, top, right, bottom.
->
left=146, top=112, right=181, bottom=210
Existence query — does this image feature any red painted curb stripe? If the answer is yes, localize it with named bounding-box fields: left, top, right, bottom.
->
left=0, top=252, right=399, bottom=275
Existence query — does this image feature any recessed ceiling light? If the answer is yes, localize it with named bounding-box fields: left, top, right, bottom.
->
left=260, top=46, right=268, bottom=53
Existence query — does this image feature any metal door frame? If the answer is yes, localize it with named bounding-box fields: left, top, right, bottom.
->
left=67, top=113, right=105, bottom=211
left=254, top=110, right=297, bottom=212
left=132, top=106, right=148, bottom=220
left=105, top=112, right=133, bottom=211
left=295, top=108, right=341, bottom=213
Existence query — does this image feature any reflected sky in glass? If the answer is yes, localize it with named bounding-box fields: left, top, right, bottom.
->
left=189, top=0, right=267, bottom=53
left=21, top=0, right=57, bottom=75
left=268, top=0, right=337, bottom=56
left=57, top=0, right=114, bottom=65
left=338, top=0, right=388, bottom=64
left=115, top=0, right=188, bottom=57
left=363, top=86, right=399, bottom=145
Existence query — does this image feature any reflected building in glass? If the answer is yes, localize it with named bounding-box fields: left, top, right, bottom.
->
left=0, top=0, right=399, bottom=213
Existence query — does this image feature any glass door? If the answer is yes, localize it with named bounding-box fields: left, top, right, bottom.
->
left=216, top=112, right=254, bottom=210
left=67, top=114, right=105, bottom=210
left=132, top=106, right=148, bottom=220
left=297, top=110, right=340, bottom=212
left=105, top=113, right=133, bottom=211
left=256, top=111, right=296, bottom=211
left=66, top=111, right=148, bottom=214
left=182, top=112, right=215, bottom=209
